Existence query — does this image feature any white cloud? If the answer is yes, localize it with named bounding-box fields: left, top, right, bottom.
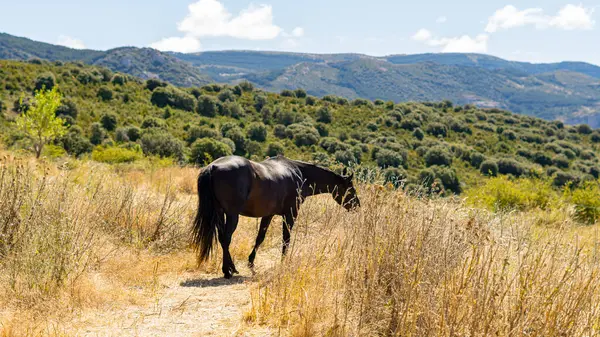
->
left=151, top=0, right=290, bottom=52
left=57, top=35, right=86, bottom=49
left=485, top=4, right=595, bottom=33
left=150, top=36, right=202, bottom=53
left=177, top=0, right=281, bottom=40
left=411, top=28, right=433, bottom=41
left=436, top=16, right=447, bottom=24
left=291, top=27, right=304, bottom=37
left=429, top=34, right=489, bottom=53
left=549, top=4, right=595, bottom=30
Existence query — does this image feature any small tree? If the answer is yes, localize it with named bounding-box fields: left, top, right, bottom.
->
left=16, top=87, right=67, bottom=158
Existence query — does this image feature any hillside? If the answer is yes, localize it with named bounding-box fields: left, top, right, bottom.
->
left=3, top=33, right=600, bottom=125
left=0, top=33, right=210, bottom=87
left=2, top=59, right=600, bottom=195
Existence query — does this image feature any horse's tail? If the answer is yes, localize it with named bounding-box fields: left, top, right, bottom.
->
left=192, top=166, right=220, bottom=262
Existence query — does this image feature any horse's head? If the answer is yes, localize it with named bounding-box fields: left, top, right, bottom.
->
left=335, top=168, right=360, bottom=211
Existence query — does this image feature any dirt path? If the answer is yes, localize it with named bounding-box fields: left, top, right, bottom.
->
left=69, top=270, right=272, bottom=337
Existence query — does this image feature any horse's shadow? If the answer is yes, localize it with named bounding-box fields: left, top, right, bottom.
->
left=180, top=275, right=250, bottom=288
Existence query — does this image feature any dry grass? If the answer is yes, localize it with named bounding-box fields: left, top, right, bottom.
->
left=247, top=185, right=600, bottom=336
left=2, top=150, right=600, bottom=336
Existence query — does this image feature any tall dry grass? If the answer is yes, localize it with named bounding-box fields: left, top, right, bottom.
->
left=247, top=184, right=600, bottom=336
left=0, top=154, right=197, bottom=324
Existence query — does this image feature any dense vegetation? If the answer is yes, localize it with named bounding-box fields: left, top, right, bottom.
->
left=3, top=60, right=600, bottom=200
left=3, top=33, right=600, bottom=125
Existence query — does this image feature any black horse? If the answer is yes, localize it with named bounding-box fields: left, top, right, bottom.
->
left=192, top=155, right=360, bottom=278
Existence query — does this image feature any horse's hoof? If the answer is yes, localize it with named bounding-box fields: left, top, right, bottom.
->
left=223, top=272, right=233, bottom=279
left=248, top=261, right=254, bottom=269
left=232, top=266, right=239, bottom=275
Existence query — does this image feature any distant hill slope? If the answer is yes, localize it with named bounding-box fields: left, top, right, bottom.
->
left=0, top=33, right=210, bottom=87
left=3, top=33, right=600, bottom=125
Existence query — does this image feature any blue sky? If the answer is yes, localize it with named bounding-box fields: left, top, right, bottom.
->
left=1, top=0, right=598, bottom=64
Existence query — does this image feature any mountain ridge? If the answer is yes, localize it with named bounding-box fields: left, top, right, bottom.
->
left=2, top=32, right=600, bottom=125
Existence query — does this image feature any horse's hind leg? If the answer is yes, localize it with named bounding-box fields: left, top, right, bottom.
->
left=219, top=213, right=239, bottom=279
left=282, top=210, right=297, bottom=256
left=248, top=215, right=274, bottom=268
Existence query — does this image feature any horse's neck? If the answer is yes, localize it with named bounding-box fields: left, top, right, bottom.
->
left=297, top=164, right=342, bottom=197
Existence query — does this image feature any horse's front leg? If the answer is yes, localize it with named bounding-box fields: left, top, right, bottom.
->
left=219, top=213, right=239, bottom=279
left=249, top=215, right=274, bottom=268
left=282, top=210, right=297, bottom=256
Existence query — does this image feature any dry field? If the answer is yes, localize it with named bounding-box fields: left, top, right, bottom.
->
left=1, top=152, right=600, bottom=336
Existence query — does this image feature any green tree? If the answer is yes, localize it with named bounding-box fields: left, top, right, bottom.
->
left=15, top=87, right=67, bottom=158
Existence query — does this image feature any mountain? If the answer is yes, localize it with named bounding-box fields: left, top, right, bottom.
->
left=3, top=32, right=600, bottom=126
left=0, top=33, right=210, bottom=87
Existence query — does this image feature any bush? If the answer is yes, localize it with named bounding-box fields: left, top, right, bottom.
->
left=61, top=131, right=93, bottom=156
left=100, top=113, right=118, bottom=131
left=188, top=126, right=219, bottom=143
left=577, top=124, right=593, bottom=135
left=426, top=123, right=447, bottom=137
left=424, top=146, right=452, bottom=167
left=56, top=100, right=78, bottom=119
left=294, top=89, right=307, bottom=98
left=316, top=107, right=333, bottom=123
left=470, top=152, right=486, bottom=168
left=412, top=128, right=425, bottom=140
left=140, top=130, right=184, bottom=160
left=367, top=122, right=378, bottom=132
left=115, top=128, right=129, bottom=142
left=97, top=86, right=113, bottom=101
left=218, top=89, right=236, bottom=103
left=335, top=150, right=357, bottom=165
left=254, top=95, right=268, bottom=112
left=89, top=123, right=106, bottom=145
left=266, top=143, right=285, bottom=157
left=145, top=79, right=167, bottom=91
left=239, top=81, right=254, bottom=92
left=273, top=125, right=287, bottom=139
left=141, top=117, right=165, bottom=129
left=151, top=86, right=195, bottom=112
left=383, top=168, right=407, bottom=188
left=533, top=152, right=552, bottom=166
left=281, top=89, right=296, bottom=97
left=376, top=149, right=403, bottom=168
left=466, top=176, right=555, bottom=212
left=247, top=123, right=268, bottom=142
left=553, top=154, right=570, bottom=169
left=111, top=74, right=127, bottom=85
left=480, top=160, right=499, bottom=176
left=126, top=126, right=141, bottom=142
left=197, top=95, right=218, bottom=117
left=34, top=72, right=56, bottom=91
left=553, top=171, right=579, bottom=187
left=92, top=146, right=142, bottom=164
left=497, top=158, right=525, bottom=177
left=571, top=182, right=600, bottom=224
left=190, top=138, right=232, bottom=164
left=246, top=141, right=263, bottom=157
left=305, top=96, right=317, bottom=106
left=223, top=127, right=248, bottom=155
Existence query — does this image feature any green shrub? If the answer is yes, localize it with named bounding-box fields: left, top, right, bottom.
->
left=577, top=124, right=593, bottom=135
left=188, top=126, right=219, bottom=143
left=316, top=107, right=333, bottom=123
left=197, top=95, right=218, bottom=117
left=56, top=100, right=78, bottom=119
left=223, top=127, right=248, bottom=155
left=383, top=168, right=407, bottom=188
left=100, top=113, right=118, bottom=131
left=466, top=176, right=556, bottom=211
left=60, top=131, right=93, bottom=156
left=190, top=138, right=232, bottom=164
left=151, top=86, right=196, bottom=111
left=281, top=90, right=295, bottom=98
left=140, top=130, right=184, bottom=160
left=254, top=95, right=268, bottom=112
left=126, top=126, right=141, bottom=142
left=111, top=74, right=127, bottom=85
left=34, top=72, right=56, bottom=91
left=552, top=171, right=579, bottom=187
left=92, top=146, right=142, bottom=163
left=533, top=152, right=552, bottom=166
left=141, top=117, right=165, bottom=129
left=376, top=149, right=403, bottom=168
left=273, top=125, right=287, bottom=139
left=553, top=154, right=570, bottom=169
left=218, top=89, right=236, bottom=102
left=426, top=123, right=448, bottom=137
left=247, top=122, right=267, bottom=142
left=305, top=96, right=317, bottom=106
left=97, top=86, right=113, bottom=101
left=424, top=146, right=452, bottom=167
left=335, top=150, right=358, bottom=165
left=145, top=79, right=167, bottom=91
left=470, top=152, right=486, bottom=168
left=570, top=182, right=600, bottom=224
left=480, top=160, right=499, bottom=176
left=266, top=143, right=285, bottom=157
left=89, top=123, right=106, bottom=145
left=412, top=128, right=425, bottom=140
left=115, top=127, right=129, bottom=142
left=497, top=158, right=525, bottom=177
left=294, top=89, right=307, bottom=98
